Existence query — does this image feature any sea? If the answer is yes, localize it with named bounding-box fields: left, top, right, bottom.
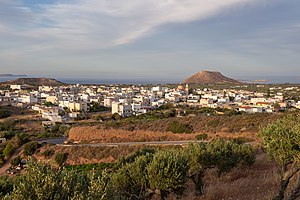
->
left=1, top=76, right=300, bottom=85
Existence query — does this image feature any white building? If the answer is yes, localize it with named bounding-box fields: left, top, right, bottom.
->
left=112, top=102, right=132, bottom=117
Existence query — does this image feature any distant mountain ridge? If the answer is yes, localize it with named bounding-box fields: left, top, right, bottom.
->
left=1, top=78, right=65, bottom=86
left=0, top=74, right=27, bottom=77
left=184, top=71, right=241, bottom=84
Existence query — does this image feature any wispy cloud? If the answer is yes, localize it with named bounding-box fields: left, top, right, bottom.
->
left=0, top=0, right=255, bottom=52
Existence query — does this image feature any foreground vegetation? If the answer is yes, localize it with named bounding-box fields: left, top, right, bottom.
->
left=0, top=139, right=254, bottom=199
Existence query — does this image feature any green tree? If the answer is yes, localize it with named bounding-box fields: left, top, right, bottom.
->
left=24, top=141, right=40, bottom=156
left=54, top=152, right=68, bottom=167
left=112, top=154, right=153, bottom=199
left=147, top=149, right=189, bottom=199
left=185, top=139, right=255, bottom=194
left=10, top=156, right=21, bottom=167
left=4, top=161, right=112, bottom=200
left=259, top=114, right=300, bottom=200
left=3, top=142, right=15, bottom=159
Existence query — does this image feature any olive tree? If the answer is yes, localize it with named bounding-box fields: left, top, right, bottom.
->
left=4, top=160, right=112, bottom=200
left=260, top=114, right=300, bottom=200
left=147, top=149, right=189, bottom=199
left=185, top=139, right=255, bottom=194
left=112, top=154, right=153, bottom=199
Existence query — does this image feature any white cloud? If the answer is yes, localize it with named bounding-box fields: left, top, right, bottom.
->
left=0, top=0, right=256, bottom=52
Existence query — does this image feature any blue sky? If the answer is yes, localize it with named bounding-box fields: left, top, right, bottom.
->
left=0, top=0, right=300, bottom=82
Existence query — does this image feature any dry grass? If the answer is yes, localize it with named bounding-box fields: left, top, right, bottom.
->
left=38, top=145, right=151, bottom=165
left=68, top=126, right=200, bottom=143
left=176, top=152, right=279, bottom=200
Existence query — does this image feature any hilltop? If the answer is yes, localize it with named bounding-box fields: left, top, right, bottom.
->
left=1, top=78, right=65, bottom=86
left=184, top=71, right=241, bottom=84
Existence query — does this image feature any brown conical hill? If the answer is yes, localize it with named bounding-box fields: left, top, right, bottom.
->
left=184, top=71, right=240, bottom=84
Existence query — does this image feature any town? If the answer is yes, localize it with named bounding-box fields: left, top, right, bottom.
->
left=0, top=82, right=299, bottom=124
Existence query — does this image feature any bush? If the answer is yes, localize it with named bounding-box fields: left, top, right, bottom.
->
left=196, top=133, right=208, bottom=141
left=24, top=142, right=40, bottom=156
left=166, top=121, right=193, bottom=133
left=5, top=161, right=112, bottom=200
left=42, top=149, right=54, bottom=158
left=147, top=149, right=189, bottom=198
left=0, top=120, right=15, bottom=131
left=10, top=156, right=21, bottom=166
left=54, top=152, right=68, bottom=166
left=112, top=113, right=121, bottom=120
left=0, top=176, right=14, bottom=198
left=3, top=142, right=15, bottom=159
left=0, top=109, right=10, bottom=119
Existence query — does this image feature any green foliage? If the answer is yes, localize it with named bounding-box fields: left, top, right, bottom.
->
left=0, top=109, right=11, bottom=119
left=259, top=114, right=300, bottom=200
left=42, top=149, right=54, bottom=158
left=10, top=155, right=21, bottom=166
left=163, top=109, right=176, bottom=118
left=4, top=161, right=112, bottom=200
left=166, top=121, right=193, bottom=133
left=118, top=147, right=156, bottom=167
left=157, top=102, right=174, bottom=110
left=0, top=176, right=14, bottom=198
left=112, top=113, right=121, bottom=120
left=65, top=163, right=115, bottom=172
left=0, top=120, right=15, bottom=131
left=195, top=133, right=208, bottom=141
left=24, top=141, right=40, bottom=156
left=0, top=130, right=15, bottom=139
left=147, top=149, right=189, bottom=198
left=2, top=139, right=256, bottom=200
left=90, top=102, right=110, bottom=112
left=43, top=101, right=55, bottom=107
left=185, top=139, right=255, bottom=194
left=3, top=142, right=15, bottom=159
left=54, top=152, right=68, bottom=166
left=112, top=154, right=153, bottom=199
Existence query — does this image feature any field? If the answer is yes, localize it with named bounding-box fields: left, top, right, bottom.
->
left=68, top=113, right=282, bottom=143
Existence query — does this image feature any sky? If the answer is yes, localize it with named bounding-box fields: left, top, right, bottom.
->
left=0, top=0, right=300, bottom=82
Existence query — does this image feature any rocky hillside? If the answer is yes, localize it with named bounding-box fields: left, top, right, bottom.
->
left=1, top=78, right=65, bottom=86
left=184, top=71, right=241, bottom=84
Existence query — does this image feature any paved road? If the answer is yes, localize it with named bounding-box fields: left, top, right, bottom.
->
left=38, top=137, right=67, bottom=144
left=40, top=137, right=207, bottom=147
left=59, top=140, right=207, bottom=147
left=39, top=137, right=256, bottom=147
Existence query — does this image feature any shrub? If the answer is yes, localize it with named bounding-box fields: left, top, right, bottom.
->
left=42, top=149, right=54, bottom=158
left=24, top=142, right=40, bottom=156
left=259, top=114, right=300, bottom=200
left=112, top=113, right=121, bottom=120
left=0, top=109, right=10, bottom=119
left=54, top=152, right=68, bottom=166
left=147, top=149, right=189, bottom=199
left=5, top=161, right=112, bottom=200
left=166, top=121, right=193, bottom=133
left=10, top=156, right=21, bottom=166
left=3, top=142, right=15, bottom=159
left=195, top=133, right=208, bottom=141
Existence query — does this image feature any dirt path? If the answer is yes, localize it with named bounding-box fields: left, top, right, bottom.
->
left=0, top=146, right=23, bottom=175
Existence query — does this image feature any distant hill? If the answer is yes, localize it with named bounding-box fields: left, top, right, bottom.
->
left=0, top=74, right=27, bottom=77
left=184, top=71, right=241, bottom=84
left=1, top=78, right=65, bottom=86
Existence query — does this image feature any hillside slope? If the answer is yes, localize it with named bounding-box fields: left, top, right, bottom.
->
left=184, top=71, right=241, bottom=84
left=1, top=78, right=64, bottom=86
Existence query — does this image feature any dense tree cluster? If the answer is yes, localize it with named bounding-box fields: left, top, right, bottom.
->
left=1, top=139, right=255, bottom=200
